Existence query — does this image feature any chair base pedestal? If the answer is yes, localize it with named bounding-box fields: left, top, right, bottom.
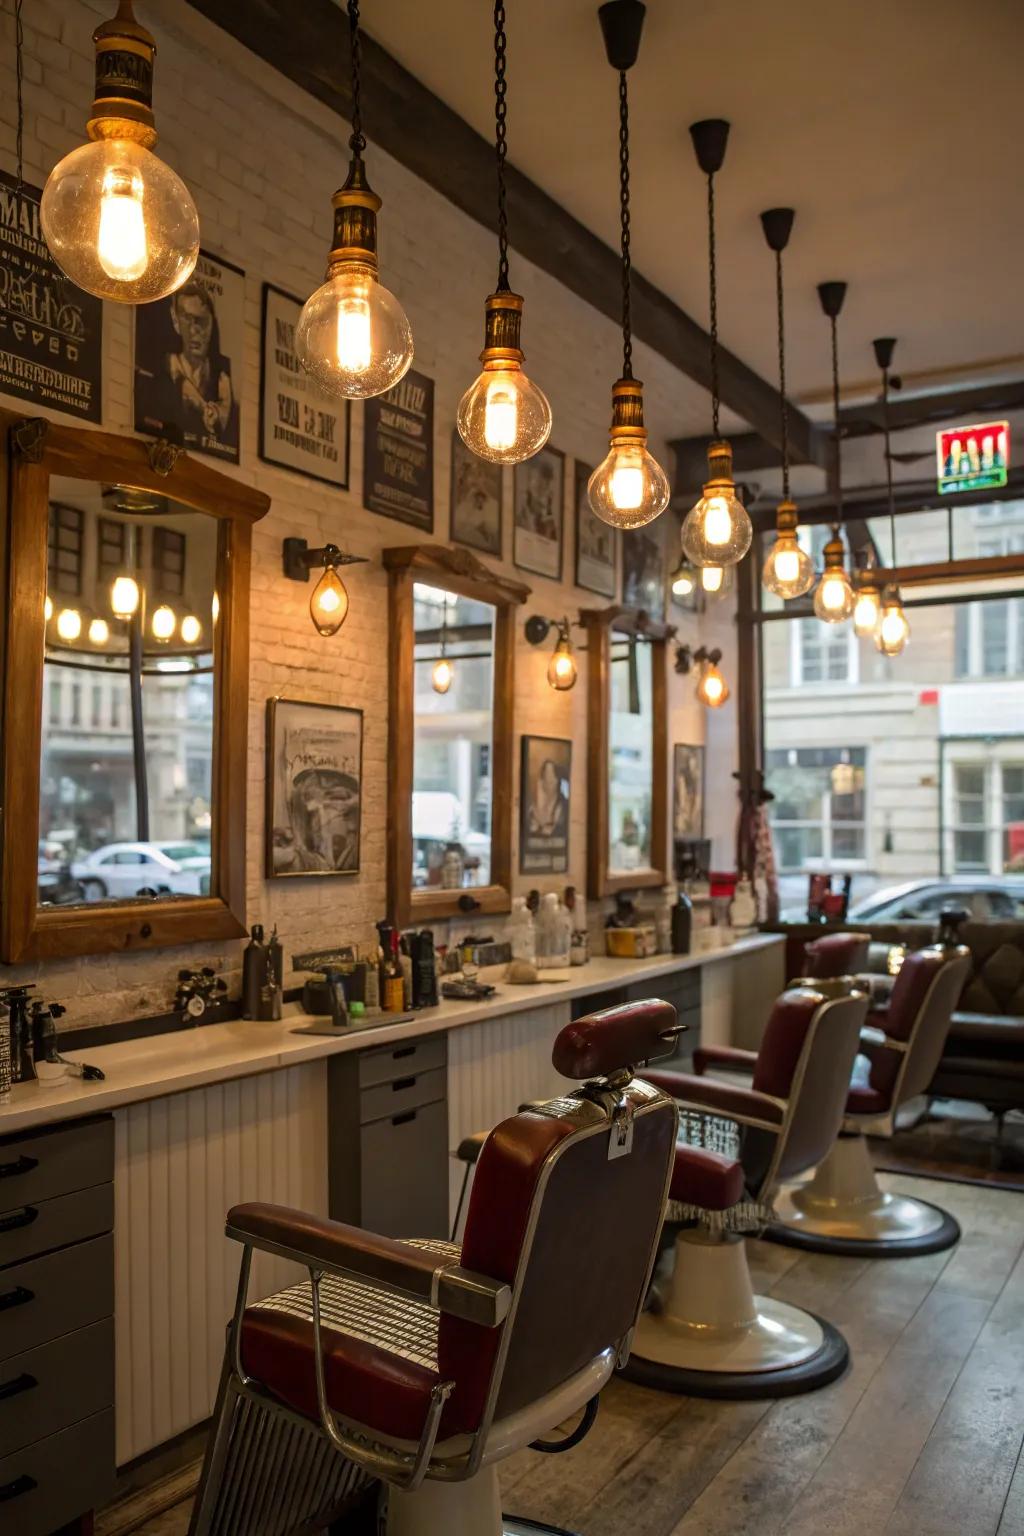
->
left=387, top=1472, right=578, bottom=1536
left=767, top=1133, right=961, bottom=1257
left=620, top=1229, right=849, bottom=1400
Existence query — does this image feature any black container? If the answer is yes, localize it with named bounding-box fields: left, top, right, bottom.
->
left=242, top=925, right=268, bottom=1020
left=267, top=926, right=284, bottom=988
left=671, top=890, right=693, bottom=955
left=411, top=930, right=439, bottom=1009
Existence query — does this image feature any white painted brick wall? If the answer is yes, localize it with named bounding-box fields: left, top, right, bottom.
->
left=0, top=0, right=734, bottom=1027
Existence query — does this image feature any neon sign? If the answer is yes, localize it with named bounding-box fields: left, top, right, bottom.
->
left=937, top=420, right=1009, bottom=494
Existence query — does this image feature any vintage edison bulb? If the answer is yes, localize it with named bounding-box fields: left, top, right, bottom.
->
left=670, top=562, right=696, bottom=600
left=547, top=639, right=577, bottom=692
left=875, top=595, right=911, bottom=657
left=56, top=608, right=82, bottom=642
left=814, top=566, right=856, bottom=623
left=310, top=568, right=349, bottom=637
left=458, top=364, right=552, bottom=464
left=180, top=614, right=202, bottom=646
left=211, top=591, right=221, bottom=625
left=587, top=441, right=670, bottom=530
left=701, top=564, right=732, bottom=597
left=44, top=595, right=54, bottom=621
left=853, top=585, right=882, bottom=638
left=88, top=617, right=110, bottom=646
left=152, top=604, right=176, bottom=641
left=432, top=657, right=454, bottom=695
left=110, top=575, right=140, bottom=619
left=681, top=486, right=752, bottom=567
left=762, top=533, right=814, bottom=600
left=295, top=262, right=413, bottom=400
left=697, top=663, right=729, bottom=709
left=41, top=138, right=199, bottom=304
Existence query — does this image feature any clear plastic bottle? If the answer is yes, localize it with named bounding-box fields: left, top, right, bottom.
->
left=508, top=897, right=536, bottom=964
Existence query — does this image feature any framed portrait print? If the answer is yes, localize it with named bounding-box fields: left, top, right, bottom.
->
left=574, top=459, right=616, bottom=597
left=673, top=743, right=705, bottom=840
left=519, top=735, right=571, bottom=875
left=621, top=518, right=666, bottom=621
left=513, top=445, right=564, bottom=580
left=363, top=368, right=435, bottom=532
left=259, top=283, right=350, bottom=487
left=265, top=698, right=363, bottom=877
left=450, top=429, right=502, bottom=555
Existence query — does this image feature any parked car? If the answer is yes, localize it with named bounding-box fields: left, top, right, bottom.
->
left=847, top=877, right=1024, bottom=923
left=71, top=841, right=211, bottom=901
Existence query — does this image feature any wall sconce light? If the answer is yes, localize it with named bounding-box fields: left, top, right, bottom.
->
left=669, top=558, right=698, bottom=601
left=282, top=537, right=368, bottom=637
left=525, top=613, right=580, bottom=691
left=676, top=643, right=730, bottom=708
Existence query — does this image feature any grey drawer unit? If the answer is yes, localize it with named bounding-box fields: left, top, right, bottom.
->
left=329, top=1035, right=450, bottom=1240
left=0, top=1115, right=115, bottom=1534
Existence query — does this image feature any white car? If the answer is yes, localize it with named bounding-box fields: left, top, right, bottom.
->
left=71, top=841, right=211, bottom=901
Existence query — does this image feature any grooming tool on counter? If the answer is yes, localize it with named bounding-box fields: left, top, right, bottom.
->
left=56, top=1056, right=105, bottom=1081
left=441, top=976, right=498, bottom=1001
left=409, top=929, right=439, bottom=1009
left=242, top=925, right=268, bottom=1019
left=176, top=967, right=228, bottom=1021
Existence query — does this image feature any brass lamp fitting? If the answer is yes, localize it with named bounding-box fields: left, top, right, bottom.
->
left=702, top=437, right=736, bottom=497
left=775, top=497, right=799, bottom=535
left=821, top=530, right=847, bottom=569
left=609, top=376, right=648, bottom=442
left=480, top=290, right=526, bottom=367
left=327, top=154, right=381, bottom=274
left=87, top=0, right=157, bottom=146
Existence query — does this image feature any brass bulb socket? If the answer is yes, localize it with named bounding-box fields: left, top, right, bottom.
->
left=328, top=154, right=382, bottom=268
left=775, top=499, right=799, bottom=536
left=480, top=291, right=526, bottom=365
left=88, top=0, right=156, bottom=144
left=610, top=377, right=646, bottom=432
left=855, top=573, right=880, bottom=593
left=706, top=437, right=734, bottom=481
left=822, top=533, right=847, bottom=568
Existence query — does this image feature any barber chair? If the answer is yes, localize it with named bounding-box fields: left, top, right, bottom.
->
left=800, top=931, right=871, bottom=979
left=622, top=982, right=868, bottom=1399
left=188, top=1000, right=678, bottom=1536
left=771, top=943, right=972, bottom=1256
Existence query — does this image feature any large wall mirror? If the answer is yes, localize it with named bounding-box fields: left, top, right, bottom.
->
left=1, top=411, right=269, bottom=961
left=385, top=545, right=529, bottom=926
left=583, top=605, right=673, bottom=897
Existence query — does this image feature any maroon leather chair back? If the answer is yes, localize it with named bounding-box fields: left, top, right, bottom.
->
left=802, top=931, right=871, bottom=979
left=868, top=946, right=971, bottom=1104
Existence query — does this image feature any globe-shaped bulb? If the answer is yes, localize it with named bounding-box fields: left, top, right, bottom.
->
left=180, top=614, right=202, bottom=646
left=41, top=138, right=199, bottom=303
left=56, top=608, right=82, bottom=642
left=432, top=657, right=454, bottom=695
left=814, top=567, right=855, bottom=623
left=853, top=586, right=882, bottom=638
left=310, top=567, right=349, bottom=637
left=875, top=597, right=911, bottom=657
left=458, top=365, right=551, bottom=464
left=547, top=641, right=577, bottom=691
left=110, top=575, right=140, bottom=619
left=671, top=562, right=696, bottom=599
left=152, top=604, right=176, bottom=641
left=762, top=534, right=814, bottom=600
left=587, top=440, right=670, bottom=529
left=681, top=486, right=752, bottom=567
left=295, top=262, right=413, bottom=399
left=701, top=564, right=732, bottom=597
left=88, top=618, right=110, bottom=646
left=697, top=664, right=730, bottom=709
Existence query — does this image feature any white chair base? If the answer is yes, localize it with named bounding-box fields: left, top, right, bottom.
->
left=769, top=1133, right=961, bottom=1257
left=621, top=1228, right=848, bottom=1399
left=387, top=1472, right=578, bottom=1536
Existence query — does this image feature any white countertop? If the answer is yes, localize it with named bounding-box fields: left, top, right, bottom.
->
left=0, top=935, right=782, bottom=1136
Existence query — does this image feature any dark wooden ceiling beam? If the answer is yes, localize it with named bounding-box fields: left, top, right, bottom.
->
left=184, top=0, right=816, bottom=456
left=748, top=467, right=1024, bottom=534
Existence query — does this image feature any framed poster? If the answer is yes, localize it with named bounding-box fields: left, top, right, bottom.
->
left=134, top=249, right=244, bottom=463
left=0, top=172, right=102, bottom=422
left=574, top=459, right=616, bottom=597
left=265, top=698, right=363, bottom=877
left=450, top=429, right=502, bottom=555
left=513, top=444, right=564, bottom=580
left=622, top=518, right=666, bottom=620
left=519, top=735, right=571, bottom=876
left=363, top=367, right=434, bottom=531
left=673, top=743, right=705, bottom=840
left=259, top=283, right=350, bottom=487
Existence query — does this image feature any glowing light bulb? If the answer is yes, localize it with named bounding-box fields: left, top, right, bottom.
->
left=432, top=657, right=454, bottom=694
left=875, top=592, right=911, bottom=657
left=152, top=604, right=176, bottom=641
left=335, top=293, right=372, bottom=373
left=56, top=608, right=82, bottom=642
left=546, top=639, right=578, bottom=691
left=458, top=293, right=552, bottom=464
left=681, top=441, right=752, bottom=567
left=762, top=536, right=814, bottom=601
left=671, top=563, right=696, bottom=599
left=588, top=379, right=670, bottom=529
left=701, top=565, right=725, bottom=595
left=296, top=262, right=413, bottom=400
left=44, top=595, right=53, bottom=622
left=813, top=533, right=856, bottom=624
left=180, top=614, right=202, bottom=646
left=484, top=379, right=517, bottom=450
left=853, top=585, right=882, bottom=638
left=96, top=166, right=147, bottom=280
left=310, top=567, right=349, bottom=637
left=212, top=591, right=220, bottom=625
left=110, top=576, right=140, bottom=619
left=88, top=617, right=109, bottom=646
left=697, top=663, right=729, bottom=708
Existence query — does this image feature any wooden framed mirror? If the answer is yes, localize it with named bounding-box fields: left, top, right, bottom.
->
left=383, top=544, right=529, bottom=928
left=582, top=604, right=674, bottom=897
left=0, top=410, right=269, bottom=962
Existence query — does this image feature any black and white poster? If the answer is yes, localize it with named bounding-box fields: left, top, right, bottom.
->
left=0, top=172, right=102, bottom=422
left=673, top=743, right=705, bottom=840
left=519, top=734, right=571, bottom=876
left=134, top=249, right=244, bottom=463
left=450, top=428, right=502, bottom=555
left=363, top=367, right=434, bottom=531
left=513, top=444, right=564, bottom=580
left=622, top=518, right=666, bottom=621
left=265, top=698, right=363, bottom=878
left=259, top=283, right=349, bottom=487
left=574, top=459, right=616, bottom=597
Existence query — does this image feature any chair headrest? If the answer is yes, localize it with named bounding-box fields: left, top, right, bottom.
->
left=803, top=931, right=871, bottom=978
left=552, top=998, right=679, bottom=1081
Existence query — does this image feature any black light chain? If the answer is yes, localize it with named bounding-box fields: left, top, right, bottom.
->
left=493, top=1, right=510, bottom=291
left=830, top=312, right=843, bottom=531
left=707, top=172, right=720, bottom=438
left=347, top=0, right=365, bottom=155
left=14, top=0, right=24, bottom=200
left=618, top=70, right=633, bottom=380
left=882, top=365, right=897, bottom=562
left=775, top=250, right=789, bottom=500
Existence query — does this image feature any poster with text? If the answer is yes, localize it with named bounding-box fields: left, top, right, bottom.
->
left=519, top=734, right=571, bottom=876
left=134, top=249, right=244, bottom=463
left=259, top=284, right=349, bottom=486
left=513, top=444, right=564, bottom=580
left=0, top=172, right=102, bottom=422
left=363, top=367, right=434, bottom=531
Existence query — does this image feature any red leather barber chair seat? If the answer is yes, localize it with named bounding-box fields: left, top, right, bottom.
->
left=188, top=1000, right=678, bottom=1536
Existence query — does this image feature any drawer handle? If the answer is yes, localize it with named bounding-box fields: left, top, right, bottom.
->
left=0, top=1206, right=38, bottom=1235
left=0, top=1372, right=36, bottom=1401
left=0, top=1285, right=34, bottom=1312
left=392, top=1110, right=417, bottom=1127
left=392, top=1076, right=416, bottom=1092
left=0, top=1473, right=37, bottom=1502
left=392, top=1046, right=415, bottom=1060
left=0, top=1155, right=38, bottom=1181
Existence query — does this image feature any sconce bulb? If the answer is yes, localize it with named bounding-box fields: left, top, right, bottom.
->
left=44, top=595, right=53, bottom=621
left=875, top=593, right=911, bottom=656
left=56, top=607, right=82, bottom=642
left=88, top=617, right=110, bottom=646
left=295, top=263, right=413, bottom=400
left=310, top=566, right=350, bottom=637
left=853, top=586, right=882, bottom=637
left=587, top=441, right=670, bottom=529
left=546, top=640, right=578, bottom=691
left=671, top=565, right=696, bottom=599
left=432, top=656, right=455, bottom=694
left=110, top=575, right=140, bottom=619
left=701, top=564, right=729, bottom=596
left=180, top=614, right=202, bottom=646
left=152, top=604, right=177, bottom=641
left=697, top=663, right=730, bottom=709
left=457, top=365, right=552, bottom=464
left=762, top=535, right=815, bottom=600
left=681, top=486, right=752, bottom=567
left=813, top=567, right=855, bottom=623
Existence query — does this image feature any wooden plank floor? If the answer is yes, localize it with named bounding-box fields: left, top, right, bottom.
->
left=118, top=1175, right=1024, bottom=1536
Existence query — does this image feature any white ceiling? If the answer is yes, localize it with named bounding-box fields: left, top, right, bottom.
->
left=364, top=0, right=1024, bottom=418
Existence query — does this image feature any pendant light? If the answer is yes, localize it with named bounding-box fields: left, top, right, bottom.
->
left=701, top=563, right=733, bottom=598
left=41, top=0, right=199, bottom=303
left=759, top=209, right=814, bottom=600
left=680, top=120, right=752, bottom=570
left=295, top=0, right=413, bottom=399
left=813, top=281, right=856, bottom=624
left=587, top=1, right=670, bottom=529
left=432, top=595, right=454, bottom=694
left=669, top=558, right=697, bottom=600
left=853, top=551, right=882, bottom=637
left=457, top=4, right=552, bottom=463
left=873, top=336, right=911, bottom=657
